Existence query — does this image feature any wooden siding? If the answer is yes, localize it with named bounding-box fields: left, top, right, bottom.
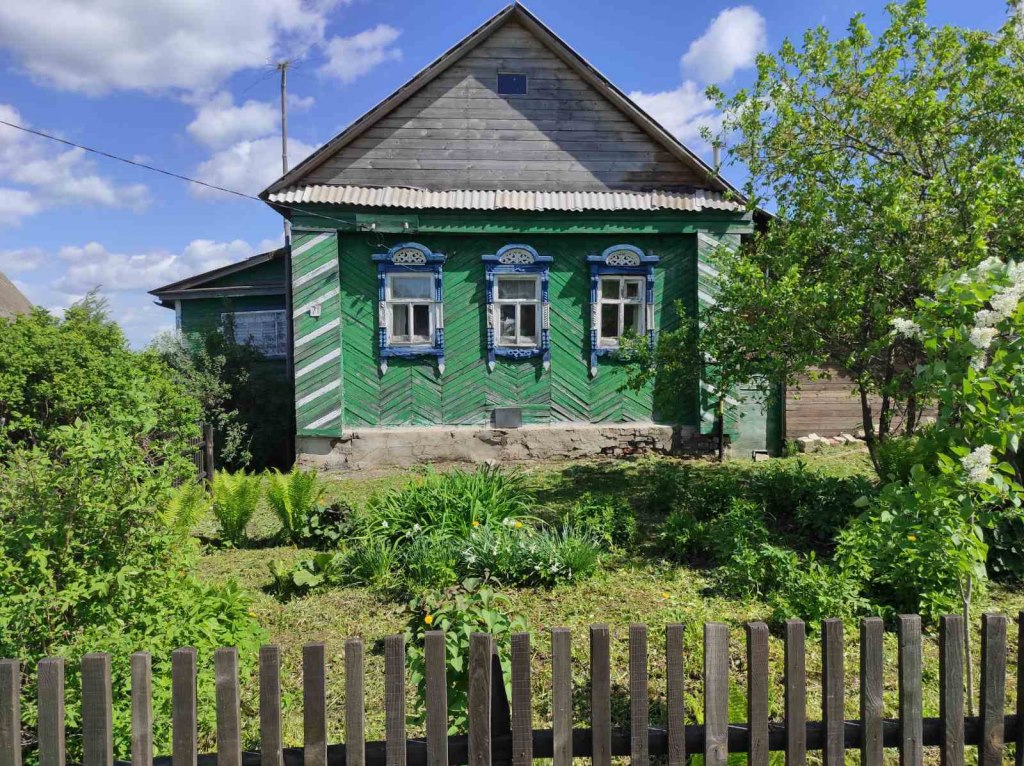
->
left=786, top=369, right=870, bottom=438
left=200, top=258, right=284, bottom=289
left=178, top=295, right=286, bottom=336
left=305, top=20, right=705, bottom=193
left=328, top=231, right=698, bottom=431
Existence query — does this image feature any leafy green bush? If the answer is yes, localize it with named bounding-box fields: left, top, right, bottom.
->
left=0, top=421, right=264, bottom=761
left=405, top=580, right=526, bottom=733
left=561, top=493, right=637, bottom=549
left=265, top=468, right=327, bottom=544
left=211, top=471, right=262, bottom=546
left=294, top=501, right=355, bottom=550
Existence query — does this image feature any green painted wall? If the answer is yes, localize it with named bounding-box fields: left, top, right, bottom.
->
left=328, top=232, right=698, bottom=430
left=178, top=294, right=286, bottom=336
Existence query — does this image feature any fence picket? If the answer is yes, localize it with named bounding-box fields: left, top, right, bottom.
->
left=550, top=628, right=571, bottom=766
left=171, top=648, right=197, bottom=766
left=898, top=616, right=923, bottom=766
left=468, top=634, right=492, bottom=766
left=821, top=619, right=844, bottom=766
left=629, top=625, right=649, bottom=766
left=665, top=624, right=685, bottom=766
left=746, top=622, right=768, bottom=766
left=215, top=648, right=241, bottom=766
left=589, top=625, right=611, bottom=766
left=37, top=658, right=65, bottom=766
left=384, top=635, right=406, bottom=766
left=939, top=616, right=964, bottom=766
left=303, top=643, right=327, bottom=766
left=511, top=632, right=532, bottom=766
left=704, top=622, right=729, bottom=766
left=0, top=660, right=20, bottom=766
left=979, top=613, right=1007, bottom=766
left=83, top=653, right=113, bottom=766
left=784, top=619, right=806, bottom=766
left=259, top=646, right=283, bottom=766
left=859, top=618, right=883, bottom=766
left=131, top=653, right=152, bottom=766
left=424, top=632, right=448, bottom=766
left=345, top=639, right=365, bottom=766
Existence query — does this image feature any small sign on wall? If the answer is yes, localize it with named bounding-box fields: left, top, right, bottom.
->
left=309, top=303, right=321, bottom=318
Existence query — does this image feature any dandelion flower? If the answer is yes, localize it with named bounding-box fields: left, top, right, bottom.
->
left=424, top=614, right=434, bottom=625
left=661, top=592, right=670, bottom=599
left=514, top=520, right=522, bottom=528
left=472, top=520, right=480, bottom=527
left=906, top=534, right=917, bottom=542
left=961, top=444, right=994, bottom=485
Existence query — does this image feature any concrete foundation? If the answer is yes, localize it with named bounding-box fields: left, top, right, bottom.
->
left=297, top=422, right=693, bottom=471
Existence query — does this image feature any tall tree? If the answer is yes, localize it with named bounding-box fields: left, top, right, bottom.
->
left=701, top=0, right=1024, bottom=470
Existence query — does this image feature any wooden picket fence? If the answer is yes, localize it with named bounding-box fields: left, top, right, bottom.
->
left=2, top=614, right=1022, bottom=766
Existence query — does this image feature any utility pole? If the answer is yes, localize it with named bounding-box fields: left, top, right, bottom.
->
left=278, top=59, right=296, bottom=466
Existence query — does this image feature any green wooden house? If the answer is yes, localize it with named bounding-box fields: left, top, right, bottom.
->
left=253, top=4, right=770, bottom=468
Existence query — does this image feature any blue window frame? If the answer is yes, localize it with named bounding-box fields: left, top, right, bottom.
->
left=586, top=244, right=659, bottom=377
left=482, top=244, right=553, bottom=371
left=372, top=242, right=446, bottom=375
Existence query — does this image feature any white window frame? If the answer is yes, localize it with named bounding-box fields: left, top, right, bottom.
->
left=494, top=274, right=541, bottom=348
left=221, top=309, right=288, bottom=358
left=596, top=276, right=646, bottom=347
left=385, top=272, right=437, bottom=346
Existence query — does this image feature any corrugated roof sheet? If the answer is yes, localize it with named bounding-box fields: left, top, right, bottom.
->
left=267, top=185, right=745, bottom=213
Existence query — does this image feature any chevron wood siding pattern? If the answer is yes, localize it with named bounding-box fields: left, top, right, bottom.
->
left=329, top=231, right=699, bottom=430
left=291, top=231, right=344, bottom=436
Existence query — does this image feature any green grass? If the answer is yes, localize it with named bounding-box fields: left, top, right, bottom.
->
left=193, top=448, right=1023, bottom=753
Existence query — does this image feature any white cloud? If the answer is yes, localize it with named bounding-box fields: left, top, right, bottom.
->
left=194, top=135, right=316, bottom=197
left=628, top=82, right=724, bottom=145
left=319, top=24, right=402, bottom=83
left=0, top=0, right=338, bottom=95
left=681, top=6, right=767, bottom=84
left=187, top=92, right=281, bottom=149
left=0, top=104, right=150, bottom=225
left=0, top=246, right=46, bottom=273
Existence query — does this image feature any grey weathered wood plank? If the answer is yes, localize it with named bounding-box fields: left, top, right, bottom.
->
left=468, top=634, right=492, bottom=766
left=424, top=631, right=448, bottom=766
left=38, top=658, right=65, bottom=766
left=979, top=613, right=1007, bottom=766
left=345, top=639, right=365, bottom=766
left=303, top=643, right=327, bottom=766
left=0, top=660, right=20, bottom=766
left=746, top=622, right=769, bottom=766
left=898, top=615, right=923, bottom=766
left=171, top=648, right=197, bottom=766
left=665, top=624, right=685, bottom=766
left=510, top=632, right=532, bottom=766
left=550, top=628, right=571, bottom=766
left=215, top=648, right=241, bottom=766
left=704, top=622, right=729, bottom=766
left=83, top=653, right=113, bottom=766
left=629, top=624, right=648, bottom=766
left=859, top=618, right=884, bottom=766
left=260, top=646, right=283, bottom=766
left=131, top=652, right=152, bottom=766
left=384, top=635, right=406, bottom=766
left=589, top=625, right=611, bottom=766
left=939, top=615, right=965, bottom=766
left=784, top=619, right=807, bottom=766
left=821, top=619, right=844, bottom=766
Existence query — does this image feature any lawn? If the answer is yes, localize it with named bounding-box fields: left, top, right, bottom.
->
left=194, top=448, right=1023, bottom=755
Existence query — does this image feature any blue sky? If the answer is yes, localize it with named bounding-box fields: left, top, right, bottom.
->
left=0, top=0, right=1011, bottom=346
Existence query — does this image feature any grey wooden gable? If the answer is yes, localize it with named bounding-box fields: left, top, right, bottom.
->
left=268, top=5, right=729, bottom=197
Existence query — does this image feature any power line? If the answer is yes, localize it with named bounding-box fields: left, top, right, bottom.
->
left=0, top=118, right=369, bottom=232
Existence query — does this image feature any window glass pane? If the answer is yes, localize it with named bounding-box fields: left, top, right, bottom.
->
left=519, top=304, right=537, bottom=342
left=231, top=311, right=287, bottom=357
left=497, top=277, right=537, bottom=300
left=623, top=304, right=642, bottom=334
left=624, top=280, right=643, bottom=300
left=412, top=304, right=431, bottom=340
left=391, top=274, right=433, bottom=300
left=498, top=304, right=517, bottom=342
left=600, top=279, right=620, bottom=300
left=600, top=304, right=619, bottom=339
left=391, top=304, right=409, bottom=338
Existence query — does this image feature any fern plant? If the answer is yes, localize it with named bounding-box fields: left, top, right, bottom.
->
left=211, top=471, right=262, bottom=546
left=265, top=468, right=327, bottom=544
left=161, top=481, right=211, bottom=536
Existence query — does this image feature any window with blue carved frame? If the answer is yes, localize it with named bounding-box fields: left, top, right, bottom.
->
left=372, top=242, right=446, bottom=375
left=482, top=244, right=553, bottom=371
left=586, top=244, right=659, bottom=377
